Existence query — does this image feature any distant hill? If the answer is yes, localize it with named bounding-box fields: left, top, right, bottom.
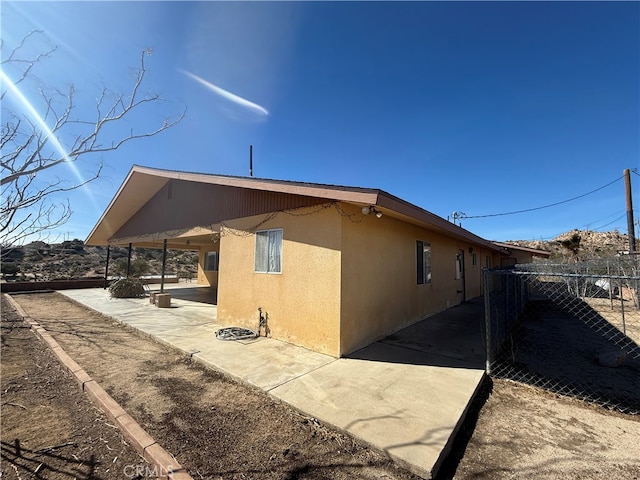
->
left=502, top=229, right=631, bottom=260
left=1, top=230, right=634, bottom=282
left=1, top=240, right=198, bottom=282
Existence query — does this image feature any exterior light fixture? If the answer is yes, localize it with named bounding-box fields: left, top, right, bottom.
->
left=362, top=206, right=383, bottom=218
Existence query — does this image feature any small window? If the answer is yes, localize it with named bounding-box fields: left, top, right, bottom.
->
left=416, top=241, right=431, bottom=284
left=255, top=229, right=283, bottom=273
left=204, top=251, right=219, bottom=271
left=472, top=253, right=477, bottom=266
left=485, top=255, right=492, bottom=269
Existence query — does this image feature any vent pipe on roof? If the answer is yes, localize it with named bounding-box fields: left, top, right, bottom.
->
left=249, top=145, right=253, bottom=177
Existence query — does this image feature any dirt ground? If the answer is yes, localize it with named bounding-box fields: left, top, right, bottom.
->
left=0, top=296, right=144, bottom=479
left=2, top=292, right=640, bottom=480
left=498, top=299, right=640, bottom=413
left=2, top=293, right=418, bottom=480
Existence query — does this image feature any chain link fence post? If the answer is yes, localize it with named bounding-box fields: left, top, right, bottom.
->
left=483, top=268, right=492, bottom=375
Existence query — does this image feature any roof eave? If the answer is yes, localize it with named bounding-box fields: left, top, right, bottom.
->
left=377, top=191, right=504, bottom=253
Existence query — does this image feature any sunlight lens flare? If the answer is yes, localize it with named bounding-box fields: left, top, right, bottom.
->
left=1, top=69, right=85, bottom=186
left=180, top=69, right=269, bottom=117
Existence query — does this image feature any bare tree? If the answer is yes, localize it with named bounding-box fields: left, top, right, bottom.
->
left=1, top=31, right=184, bottom=248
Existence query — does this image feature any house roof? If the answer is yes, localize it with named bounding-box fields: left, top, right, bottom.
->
left=85, top=165, right=504, bottom=253
left=492, top=241, right=551, bottom=258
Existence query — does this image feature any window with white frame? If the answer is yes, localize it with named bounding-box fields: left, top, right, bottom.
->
left=204, top=251, right=219, bottom=271
left=255, top=229, right=283, bottom=273
left=416, top=240, right=431, bottom=284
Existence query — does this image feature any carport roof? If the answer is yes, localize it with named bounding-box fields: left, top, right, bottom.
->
left=85, top=165, right=504, bottom=253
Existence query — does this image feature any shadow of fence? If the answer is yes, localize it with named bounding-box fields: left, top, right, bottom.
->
left=484, top=267, right=640, bottom=415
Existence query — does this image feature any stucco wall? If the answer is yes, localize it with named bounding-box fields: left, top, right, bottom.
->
left=338, top=204, right=493, bottom=356
left=215, top=202, right=501, bottom=357
left=216, top=205, right=343, bottom=356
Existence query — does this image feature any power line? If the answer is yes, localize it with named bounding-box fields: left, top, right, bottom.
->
left=592, top=212, right=627, bottom=231
left=463, top=175, right=623, bottom=219
left=582, top=210, right=625, bottom=228
left=507, top=209, right=636, bottom=242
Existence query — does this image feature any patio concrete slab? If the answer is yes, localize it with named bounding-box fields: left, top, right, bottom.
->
left=59, top=285, right=486, bottom=479
left=60, top=286, right=336, bottom=392
left=379, top=300, right=486, bottom=369
left=270, top=341, right=484, bottom=477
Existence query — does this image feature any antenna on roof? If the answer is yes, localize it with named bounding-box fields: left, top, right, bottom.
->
left=452, top=211, right=466, bottom=227
left=249, top=145, right=253, bottom=177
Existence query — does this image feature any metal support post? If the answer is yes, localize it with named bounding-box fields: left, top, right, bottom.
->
left=104, top=245, right=110, bottom=289
left=160, top=239, right=168, bottom=294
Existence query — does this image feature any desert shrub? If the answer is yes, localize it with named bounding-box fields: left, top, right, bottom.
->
left=109, top=278, right=146, bottom=298
left=112, top=257, right=150, bottom=277
left=1, top=262, right=20, bottom=277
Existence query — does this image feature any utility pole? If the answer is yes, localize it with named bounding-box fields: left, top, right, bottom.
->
left=624, top=168, right=636, bottom=252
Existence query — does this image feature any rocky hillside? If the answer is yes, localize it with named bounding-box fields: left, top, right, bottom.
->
left=503, top=229, right=631, bottom=260
left=1, top=239, right=198, bottom=282
left=1, top=230, right=634, bottom=282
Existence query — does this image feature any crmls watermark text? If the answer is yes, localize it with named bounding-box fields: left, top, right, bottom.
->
left=123, top=464, right=177, bottom=478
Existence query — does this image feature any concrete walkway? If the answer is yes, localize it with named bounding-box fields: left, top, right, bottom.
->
left=59, top=284, right=486, bottom=479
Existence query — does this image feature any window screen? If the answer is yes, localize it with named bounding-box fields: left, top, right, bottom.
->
left=255, top=229, right=283, bottom=273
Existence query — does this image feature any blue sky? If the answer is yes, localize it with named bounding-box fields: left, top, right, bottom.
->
left=2, top=1, right=639, bottom=244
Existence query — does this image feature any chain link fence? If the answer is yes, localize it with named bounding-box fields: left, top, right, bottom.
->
left=483, top=255, right=640, bottom=415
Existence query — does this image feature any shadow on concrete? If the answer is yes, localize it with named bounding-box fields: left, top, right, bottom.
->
left=348, top=298, right=486, bottom=369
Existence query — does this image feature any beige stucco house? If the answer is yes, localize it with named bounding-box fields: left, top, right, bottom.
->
left=86, top=165, right=537, bottom=357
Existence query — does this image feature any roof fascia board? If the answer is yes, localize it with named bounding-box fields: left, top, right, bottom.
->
left=85, top=166, right=140, bottom=244
left=88, top=165, right=503, bottom=253
left=130, top=165, right=380, bottom=204
left=85, top=167, right=168, bottom=244
left=377, top=192, right=504, bottom=253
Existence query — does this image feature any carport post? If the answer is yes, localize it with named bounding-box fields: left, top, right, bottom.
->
left=160, top=239, right=167, bottom=294
left=103, top=245, right=110, bottom=289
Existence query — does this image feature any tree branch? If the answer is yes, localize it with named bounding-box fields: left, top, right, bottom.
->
left=1, top=33, right=184, bottom=245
